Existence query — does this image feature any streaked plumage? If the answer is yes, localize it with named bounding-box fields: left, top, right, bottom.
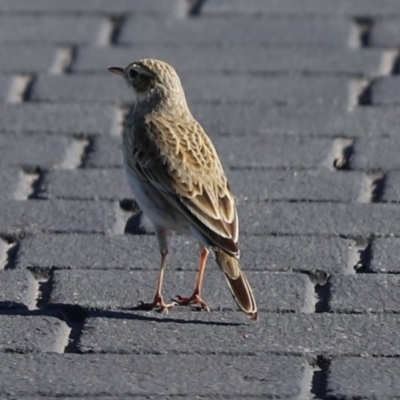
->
left=108, top=59, right=258, bottom=321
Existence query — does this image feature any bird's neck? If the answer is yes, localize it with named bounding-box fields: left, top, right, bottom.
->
left=132, top=92, right=191, bottom=121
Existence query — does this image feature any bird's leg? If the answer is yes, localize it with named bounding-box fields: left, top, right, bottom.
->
left=138, top=251, right=176, bottom=312
left=138, top=229, right=176, bottom=313
left=175, top=245, right=210, bottom=311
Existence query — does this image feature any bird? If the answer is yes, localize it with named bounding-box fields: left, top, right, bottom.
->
left=108, top=59, right=258, bottom=321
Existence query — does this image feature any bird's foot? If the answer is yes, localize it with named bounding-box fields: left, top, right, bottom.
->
left=138, top=293, right=176, bottom=313
left=174, top=292, right=210, bottom=311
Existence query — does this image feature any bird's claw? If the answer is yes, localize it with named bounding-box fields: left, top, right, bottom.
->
left=174, top=293, right=210, bottom=311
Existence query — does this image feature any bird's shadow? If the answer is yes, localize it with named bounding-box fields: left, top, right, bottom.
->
left=89, top=308, right=244, bottom=326
left=0, top=303, right=244, bottom=327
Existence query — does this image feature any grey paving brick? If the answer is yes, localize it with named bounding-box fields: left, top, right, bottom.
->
left=16, top=398, right=151, bottom=400
left=34, top=73, right=349, bottom=107
left=0, top=200, right=116, bottom=235
left=0, top=74, right=12, bottom=101
left=6, top=398, right=127, bottom=400
left=0, top=315, right=67, bottom=353
left=328, top=357, right=400, bottom=398
left=230, top=169, right=364, bottom=202
left=42, top=168, right=131, bottom=200
left=370, top=238, right=400, bottom=273
left=81, top=313, right=400, bottom=357
left=239, top=202, right=400, bottom=236
left=32, top=74, right=129, bottom=104
left=0, top=44, right=56, bottom=73
left=17, top=233, right=351, bottom=274
left=217, top=136, right=333, bottom=169
left=203, top=0, right=400, bottom=17
left=0, top=237, right=7, bottom=266
left=16, top=398, right=141, bottom=400
left=15, top=202, right=400, bottom=239
left=351, top=137, right=400, bottom=170
left=17, top=233, right=146, bottom=269
left=85, top=136, right=122, bottom=168
left=329, top=274, right=400, bottom=313
left=75, top=46, right=383, bottom=76
left=9, top=202, right=400, bottom=239
left=192, top=103, right=400, bottom=137
left=0, top=167, right=21, bottom=200
left=242, top=235, right=351, bottom=274
left=0, top=103, right=115, bottom=135
left=0, top=270, right=35, bottom=309
left=0, top=133, right=71, bottom=168
left=0, top=353, right=307, bottom=398
left=38, top=167, right=325, bottom=203
left=43, top=167, right=363, bottom=202
left=120, top=16, right=352, bottom=47
left=0, top=16, right=105, bottom=44
left=0, top=0, right=178, bottom=14
left=45, top=168, right=348, bottom=202
left=382, top=171, right=400, bottom=203
left=186, top=75, right=348, bottom=107
left=373, top=76, right=400, bottom=105
left=87, top=135, right=333, bottom=169
left=49, top=269, right=313, bottom=313
left=372, top=19, right=400, bottom=48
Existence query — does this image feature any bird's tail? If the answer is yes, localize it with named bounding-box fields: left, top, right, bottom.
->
left=215, top=250, right=258, bottom=321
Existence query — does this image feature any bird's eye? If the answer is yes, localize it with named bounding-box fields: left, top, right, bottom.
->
left=129, top=69, right=139, bottom=79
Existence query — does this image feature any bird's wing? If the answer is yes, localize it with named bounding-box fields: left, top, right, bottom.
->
left=127, top=117, right=239, bottom=256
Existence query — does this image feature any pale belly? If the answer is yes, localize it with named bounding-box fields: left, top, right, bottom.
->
left=126, top=170, right=191, bottom=233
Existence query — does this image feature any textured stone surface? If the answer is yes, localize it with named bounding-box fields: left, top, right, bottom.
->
left=0, top=270, right=35, bottom=309
left=0, top=16, right=105, bottom=44
left=49, top=269, right=314, bottom=313
left=0, top=167, right=21, bottom=200
left=0, top=133, right=71, bottom=168
left=372, top=19, right=400, bottom=48
left=351, top=137, right=400, bottom=170
left=329, top=274, right=400, bottom=313
left=374, top=77, right=400, bottom=105
left=32, top=73, right=350, bottom=107
left=74, top=46, right=383, bottom=76
left=192, top=103, right=400, bottom=137
left=43, top=168, right=363, bottom=202
left=203, top=0, right=400, bottom=17
left=0, top=44, right=56, bottom=73
left=0, top=0, right=399, bottom=398
left=84, top=136, right=122, bottom=168
left=230, top=169, right=364, bottom=202
left=0, top=353, right=308, bottom=398
left=0, top=74, right=12, bottom=102
left=0, top=315, right=68, bottom=353
left=86, top=135, right=334, bottom=169
left=17, top=233, right=351, bottom=274
left=120, top=16, right=353, bottom=47
left=42, top=169, right=131, bottom=200
left=0, top=200, right=116, bottom=235
left=328, top=357, right=400, bottom=398
left=238, top=202, right=400, bottom=236
left=0, top=103, right=115, bottom=135
left=80, top=313, right=400, bottom=357
left=0, top=0, right=179, bottom=14
left=370, top=238, right=400, bottom=273
left=382, top=171, right=400, bottom=203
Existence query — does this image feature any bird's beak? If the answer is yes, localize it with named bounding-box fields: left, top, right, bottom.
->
left=108, top=67, right=124, bottom=77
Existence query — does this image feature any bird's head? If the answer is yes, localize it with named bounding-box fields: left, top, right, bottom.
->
left=108, top=59, right=187, bottom=108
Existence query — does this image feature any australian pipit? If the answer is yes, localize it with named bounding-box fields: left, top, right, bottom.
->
left=108, top=59, right=258, bottom=321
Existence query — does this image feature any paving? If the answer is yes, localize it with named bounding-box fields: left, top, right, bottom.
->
left=0, top=0, right=399, bottom=399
